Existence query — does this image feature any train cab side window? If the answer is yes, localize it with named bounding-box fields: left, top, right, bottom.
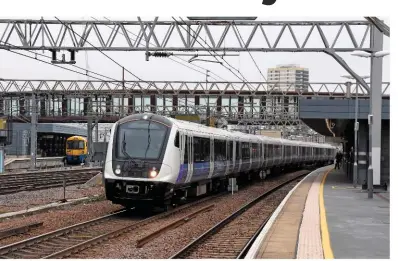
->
left=78, top=141, right=84, bottom=149
left=174, top=131, right=180, bottom=148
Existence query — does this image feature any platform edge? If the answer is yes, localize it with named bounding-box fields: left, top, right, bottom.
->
left=320, top=168, right=334, bottom=259
left=244, top=166, right=327, bottom=259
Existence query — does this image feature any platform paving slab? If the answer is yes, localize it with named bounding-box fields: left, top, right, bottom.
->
left=247, top=166, right=330, bottom=259
left=324, top=169, right=390, bottom=259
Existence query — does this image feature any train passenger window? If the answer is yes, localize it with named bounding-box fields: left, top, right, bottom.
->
left=236, top=141, right=241, bottom=160
left=194, top=137, right=201, bottom=162
left=252, top=143, right=259, bottom=159
left=174, top=131, right=180, bottom=148
left=226, top=141, right=230, bottom=161
left=285, top=146, right=290, bottom=157
left=214, top=139, right=219, bottom=160
left=229, top=141, right=233, bottom=161
left=242, top=142, right=250, bottom=160
left=214, top=139, right=226, bottom=161
left=202, top=138, right=210, bottom=161
left=184, top=138, right=188, bottom=164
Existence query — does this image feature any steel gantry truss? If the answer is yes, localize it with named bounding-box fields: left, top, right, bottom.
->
left=0, top=79, right=391, bottom=96
left=0, top=79, right=391, bottom=128
left=0, top=19, right=373, bottom=52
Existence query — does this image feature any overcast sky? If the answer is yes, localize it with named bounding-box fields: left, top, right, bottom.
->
left=0, top=16, right=390, bottom=88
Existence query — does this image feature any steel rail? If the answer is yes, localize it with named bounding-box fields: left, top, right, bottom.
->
left=0, top=193, right=223, bottom=259
left=170, top=171, right=309, bottom=259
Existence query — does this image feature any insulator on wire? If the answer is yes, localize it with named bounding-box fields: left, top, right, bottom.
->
left=152, top=52, right=171, bottom=57
left=51, top=50, right=57, bottom=61
left=70, top=50, right=76, bottom=62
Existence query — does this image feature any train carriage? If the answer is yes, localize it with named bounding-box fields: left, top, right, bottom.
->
left=103, top=113, right=336, bottom=210
left=66, top=136, right=88, bottom=164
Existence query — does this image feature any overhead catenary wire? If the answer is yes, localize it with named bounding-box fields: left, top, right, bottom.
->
left=98, top=16, right=225, bottom=82
left=173, top=17, right=258, bottom=92
left=54, top=16, right=224, bottom=116
left=5, top=50, right=123, bottom=83
left=3, top=47, right=221, bottom=121
left=3, top=17, right=250, bottom=123
left=233, top=22, right=268, bottom=82
left=54, top=16, right=144, bottom=82
left=0, top=41, right=131, bottom=83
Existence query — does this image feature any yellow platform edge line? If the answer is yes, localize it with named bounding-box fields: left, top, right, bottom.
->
left=320, top=168, right=334, bottom=259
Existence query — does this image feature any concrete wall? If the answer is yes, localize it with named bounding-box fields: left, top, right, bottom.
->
left=381, top=120, right=390, bottom=185
left=299, top=98, right=390, bottom=120
left=355, top=120, right=389, bottom=188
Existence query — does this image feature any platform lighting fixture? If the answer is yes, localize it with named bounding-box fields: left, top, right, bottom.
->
left=351, top=50, right=390, bottom=58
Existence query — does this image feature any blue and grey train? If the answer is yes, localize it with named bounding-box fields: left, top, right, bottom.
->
left=103, top=113, right=336, bottom=209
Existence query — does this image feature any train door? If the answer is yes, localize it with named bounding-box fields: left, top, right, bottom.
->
left=261, top=141, right=265, bottom=169
left=208, top=136, right=214, bottom=179
left=237, top=140, right=242, bottom=173
left=185, top=134, right=194, bottom=183
left=249, top=142, right=253, bottom=170
left=232, top=140, right=236, bottom=173
left=311, top=147, right=314, bottom=161
left=264, top=141, right=269, bottom=168
left=225, top=139, right=230, bottom=176
left=178, top=132, right=187, bottom=184
left=256, top=142, right=261, bottom=169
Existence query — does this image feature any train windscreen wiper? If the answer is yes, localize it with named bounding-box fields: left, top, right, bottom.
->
left=121, top=132, right=138, bottom=175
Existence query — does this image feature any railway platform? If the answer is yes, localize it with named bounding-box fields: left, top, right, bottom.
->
left=245, top=166, right=390, bottom=259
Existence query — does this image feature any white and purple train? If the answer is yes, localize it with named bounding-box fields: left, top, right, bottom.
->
left=103, top=113, right=336, bottom=210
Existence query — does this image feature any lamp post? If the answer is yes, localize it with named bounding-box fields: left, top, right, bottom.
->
left=341, top=75, right=370, bottom=188
left=351, top=50, right=389, bottom=198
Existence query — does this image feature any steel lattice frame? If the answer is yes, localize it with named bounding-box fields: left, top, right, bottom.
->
left=0, top=79, right=390, bottom=96
left=0, top=19, right=373, bottom=52
left=0, top=79, right=390, bottom=128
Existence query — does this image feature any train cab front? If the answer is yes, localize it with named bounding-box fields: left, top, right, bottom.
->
left=104, top=114, right=174, bottom=208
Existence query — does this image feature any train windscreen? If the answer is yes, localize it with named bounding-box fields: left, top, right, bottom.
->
left=116, top=120, right=168, bottom=160
left=67, top=140, right=84, bottom=149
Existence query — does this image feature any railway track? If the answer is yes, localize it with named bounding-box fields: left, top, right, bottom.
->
left=0, top=194, right=221, bottom=259
left=0, top=168, right=101, bottom=195
left=170, top=172, right=308, bottom=259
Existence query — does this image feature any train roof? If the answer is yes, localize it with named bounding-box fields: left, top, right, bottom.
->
left=117, top=113, right=336, bottom=149
left=66, top=135, right=87, bottom=140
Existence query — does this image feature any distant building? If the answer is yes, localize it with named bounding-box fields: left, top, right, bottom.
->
left=267, top=64, right=309, bottom=92
left=264, top=64, right=309, bottom=120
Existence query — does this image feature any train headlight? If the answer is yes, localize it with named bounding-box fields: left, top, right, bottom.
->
left=149, top=167, right=158, bottom=178
left=115, top=165, right=121, bottom=175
